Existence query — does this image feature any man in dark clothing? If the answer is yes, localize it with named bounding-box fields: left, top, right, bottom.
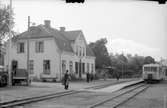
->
left=90, top=73, right=93, bottom=82
left=116, top=73, right=120, bottom=81
left=64, top=70, right=70, bottom=90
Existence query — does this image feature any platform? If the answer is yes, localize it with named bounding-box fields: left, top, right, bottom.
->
left=84, top=79, right=143, bottom=93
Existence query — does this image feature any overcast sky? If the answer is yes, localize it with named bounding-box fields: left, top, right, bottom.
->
left=1, top=0, right=167, bottom=60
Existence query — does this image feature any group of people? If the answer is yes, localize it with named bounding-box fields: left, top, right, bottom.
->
left=62, top=70, right=94, bottom=90
left=86, top=72, right=93, bottom=83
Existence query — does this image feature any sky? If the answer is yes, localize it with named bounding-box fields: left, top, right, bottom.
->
left=1, top=0, right=167, bottom=60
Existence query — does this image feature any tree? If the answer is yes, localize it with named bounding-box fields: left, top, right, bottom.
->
left=0, top=4, right=14, bottom=40
left=127, top=54, right=145, bottom=77
left=88, top=38, right=110, bottom=69
left=144, top=56, right=155, bottom=64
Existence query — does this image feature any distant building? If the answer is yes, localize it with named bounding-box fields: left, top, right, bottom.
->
left=161, top=59, right=167, bottom=66
left=160, top=59, right=167, bottom=78
left=5, top=20, right=95, bottom=81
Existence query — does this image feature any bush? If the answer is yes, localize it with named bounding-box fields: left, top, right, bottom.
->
left=69, top=73, right=84, bottom=81
left=93, top=73, right=100, bottom=80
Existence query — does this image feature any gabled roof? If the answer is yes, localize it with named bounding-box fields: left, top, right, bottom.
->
left=15, top=24, right=94, bottom=57
left=62, top=30, right=81, bottom=41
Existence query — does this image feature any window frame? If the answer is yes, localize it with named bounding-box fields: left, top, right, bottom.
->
left=29, top=60, right=34, bottom=74
left=35, top=41, right=44, bottom=53
left=17, top=42, right=25, bottom=53
left=43, top=60, right=50, bottom=75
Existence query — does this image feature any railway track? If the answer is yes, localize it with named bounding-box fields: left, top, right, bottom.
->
left=88, top=83, right=150, bottom=108
left=0, top=90, right=81, bottom=108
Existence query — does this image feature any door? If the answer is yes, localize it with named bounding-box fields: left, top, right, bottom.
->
left=11, top=60, right=18, bottom=74
left=79, top=60, right=82, bottom=78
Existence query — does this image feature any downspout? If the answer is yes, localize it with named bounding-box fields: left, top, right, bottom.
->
left=60, top=50, right=62, bottom=81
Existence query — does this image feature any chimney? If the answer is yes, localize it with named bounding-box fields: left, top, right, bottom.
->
left=44, top=20, right=51, bottom=28
left=60, top=27, right=65, bottom=32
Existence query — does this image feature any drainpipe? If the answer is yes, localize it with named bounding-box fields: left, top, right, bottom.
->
left=60, top=51, right=62, bottom=81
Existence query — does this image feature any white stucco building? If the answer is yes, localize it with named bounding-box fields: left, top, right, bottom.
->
left=5, top=20, right=95, bottom=81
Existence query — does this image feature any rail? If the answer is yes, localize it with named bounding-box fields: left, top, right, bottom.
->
left=88, top=83, right=150, bottom=108
left=0, top=90, right=80, bottom=108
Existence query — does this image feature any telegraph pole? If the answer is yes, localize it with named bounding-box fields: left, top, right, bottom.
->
left=27, top=16, right=30, bottom=85
left=8, top=0, right=12, bottom=86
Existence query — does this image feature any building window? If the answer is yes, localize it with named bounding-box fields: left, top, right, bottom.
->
left=17, top=42, right=24, bottom=53
left=87, top=63, right=89, bottom=73
left=79, top=47, right=82, bottom=56
left=83, top=47, right=85, bottom=56
left=76, top=46, right=78, bottom=56
left=36, top=41, right=44, bottom=53
left=69, top=61, right=73, bottom=74
left=82, top=63, right=85, bottom=74
left=75, top=62, right=78, bottom=74
left=43, top=60, right=50, bottom=74
left=29, top=60, right=34, bottom=74
left=91, top=64, right=94, bottom=73
left=62, top=60, right=66, bottom=74
left=82, top=47, right=84, bottom=56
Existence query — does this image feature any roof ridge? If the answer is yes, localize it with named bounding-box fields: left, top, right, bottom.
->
left=66, top=29, right=81, bottom=31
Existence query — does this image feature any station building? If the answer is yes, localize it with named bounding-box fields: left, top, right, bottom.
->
left=5, top=20, right=95, bottom=81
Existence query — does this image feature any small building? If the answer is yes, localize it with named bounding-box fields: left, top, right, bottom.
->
left=5, top=20, right=95, bottom=81
left=160, top=59, right=167, bottom=78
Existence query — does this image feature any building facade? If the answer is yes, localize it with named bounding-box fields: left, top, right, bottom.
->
left=5, top=20, right=95, bottom=81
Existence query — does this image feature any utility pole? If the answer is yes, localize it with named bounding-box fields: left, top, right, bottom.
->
left=8, top=0, right=12, bottom=86
left=27, top=16, right=30, bottom=85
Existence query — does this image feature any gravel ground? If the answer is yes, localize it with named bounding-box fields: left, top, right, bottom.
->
left=20, top=80, right=142, bottom=108
left=118, top=80, right=167, bottom=108
left=21, top=80, right=167, bottom=108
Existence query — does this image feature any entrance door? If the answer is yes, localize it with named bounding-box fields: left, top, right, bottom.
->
left=11, top=60, right=18, bottom=74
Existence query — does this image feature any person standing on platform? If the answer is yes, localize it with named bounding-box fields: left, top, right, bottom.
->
left=90, top=72, right=93, bottom=82
left=64, top=70, right=70, bottom=90
left=86, top=72, right=90, bottom=83
left=116, top=72, right=120, bottom=81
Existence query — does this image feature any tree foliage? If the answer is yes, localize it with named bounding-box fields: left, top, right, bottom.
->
left=110, top=53, right=154, bottom=78
left=0, top=4, right=14, bottom=40
left=144, top=56, right=155, bottom=64
left=88, top=38, right=157, bottom=79
left=88, top=38, right=110, bottom=69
